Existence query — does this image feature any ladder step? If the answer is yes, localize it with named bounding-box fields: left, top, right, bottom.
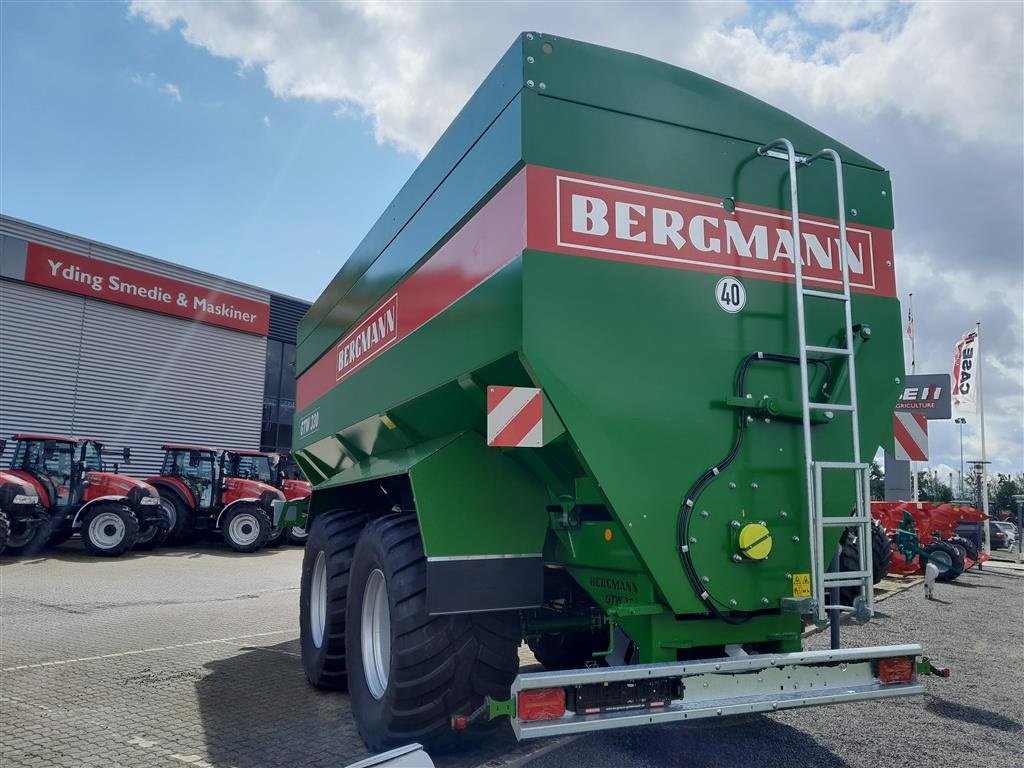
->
left=805, top=345, right=852, bottom=356
left=814, top=461, right=870, bottom=470
left=820, top=516, right=873, bottom=527
left=808, top=403, right=855, bottom=412
left=822, top=579, right=872, bottom=589
left=823, top=570, right=871, bottom=582
left=802, top=288, right=850, bottom=301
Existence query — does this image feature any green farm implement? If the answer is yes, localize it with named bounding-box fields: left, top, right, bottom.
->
left=290, top=33, right=934, bottom=750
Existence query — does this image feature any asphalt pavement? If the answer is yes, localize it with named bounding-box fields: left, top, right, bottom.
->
left=1, top=541, right=1020, bottom=768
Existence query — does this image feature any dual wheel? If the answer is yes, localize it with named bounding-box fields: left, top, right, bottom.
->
left=299, top=512, right=520, bottom=752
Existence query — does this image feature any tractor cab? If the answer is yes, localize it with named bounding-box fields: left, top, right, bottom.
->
left=159, top=445, right=218, bottom=511
left=3, top=434, right=163, bottom=556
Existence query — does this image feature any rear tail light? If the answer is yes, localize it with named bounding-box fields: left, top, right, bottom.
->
left=877, top=656, right=915, bottom=684
left=517, top=688, right=566, bottom=721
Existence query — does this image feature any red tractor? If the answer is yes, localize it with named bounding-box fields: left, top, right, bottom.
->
left=220, top=449, right=312, bottom=547
left=0, top=434, right=166, bottom=556
left=0, top=461, right=47, bottom=556
left=148, top=444, right=284, bottom=552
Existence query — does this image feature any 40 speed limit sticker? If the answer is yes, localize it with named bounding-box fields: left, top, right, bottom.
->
left=715, top=276, right=746, bottom=313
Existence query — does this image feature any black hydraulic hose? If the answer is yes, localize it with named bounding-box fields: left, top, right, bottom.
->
left=676, top=352, right=833, bottom=623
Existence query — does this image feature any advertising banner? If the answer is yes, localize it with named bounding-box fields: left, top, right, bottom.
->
left=19, top=243, right=269, bottom=335
left=951, top=329, right=979, bottom=412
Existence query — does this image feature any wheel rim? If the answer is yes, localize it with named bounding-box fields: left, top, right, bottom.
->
left=310, top=550, right=327, bottom=648
left=159, top=498, right=177, bottom=531
left=291, top=525, right=308, bottom=540
left=930, top=550, right=953, bottom=573
left=88, top=512, right=125, bottom=549
left=361, top=568, right=391, bottom=700
left=228, top=513, right=260, bottom=547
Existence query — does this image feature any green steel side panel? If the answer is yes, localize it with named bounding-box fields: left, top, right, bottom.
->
left=305, top=433, right=461, bottom=493
left=521, top=249, right=902, bottom=615
left=520, top=33, right=881, bottom=171
left=409, top=430, right=548, bottom=558
left=296, top=258, right=524, bottom=479
left=298, top=36, right=525, bottom=355
left=521, top=92, right=894, bottom=230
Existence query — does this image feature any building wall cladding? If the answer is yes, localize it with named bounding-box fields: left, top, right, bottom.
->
left=0, top=217, right=273, bottom=478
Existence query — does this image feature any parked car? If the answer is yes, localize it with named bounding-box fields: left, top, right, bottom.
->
left=955, top=520, right=1009, bottom=550
left=992, top=521, right=1017, bottom=550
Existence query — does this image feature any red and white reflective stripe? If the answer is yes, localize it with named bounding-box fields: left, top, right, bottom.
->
left=487, top=387, right=543, bottom=448
left=894, top=412, right=928, bottom=461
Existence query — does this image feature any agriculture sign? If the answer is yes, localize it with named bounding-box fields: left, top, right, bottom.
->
left=895, top=374, right=951, bottom=420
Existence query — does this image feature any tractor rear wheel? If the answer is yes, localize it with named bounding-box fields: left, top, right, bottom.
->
left=221, top=504, right=272, bottom=552
left=158, top=493, right=193, bottom=543
left=921, top=540, right=965, bottom=582
left=345, top=515, right=520, bottom=752
left=81, top=504, right=139, bottom=557
left=300, top=509, right=369, bottom=689
left=2, top=508, right=50, bottom=556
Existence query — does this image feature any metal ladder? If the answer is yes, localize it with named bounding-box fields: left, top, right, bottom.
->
left=757, top=138, right=873, bottom=624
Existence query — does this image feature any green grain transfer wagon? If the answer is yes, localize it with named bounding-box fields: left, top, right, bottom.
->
left=283, top=33, right=936, bottom=750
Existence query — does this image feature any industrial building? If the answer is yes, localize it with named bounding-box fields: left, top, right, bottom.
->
left=0, top=216, right=310, bottom=476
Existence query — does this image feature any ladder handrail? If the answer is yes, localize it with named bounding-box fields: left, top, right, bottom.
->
left=758, top=138, right=819, bottom=598
left=757, top=139, right=874, bottom=623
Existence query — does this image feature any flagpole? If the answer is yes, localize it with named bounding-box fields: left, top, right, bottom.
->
left=909, top=293, right=918, bottom=502
left=977, top=321, right=991, bottom=552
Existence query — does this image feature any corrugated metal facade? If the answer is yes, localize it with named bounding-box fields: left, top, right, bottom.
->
left=268, top=294, right=310, bottom=344
left=0, top=218, right=273, bottom=478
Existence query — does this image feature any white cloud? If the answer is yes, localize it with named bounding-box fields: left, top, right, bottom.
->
left=160, top=82, right=182, bottom=102
left=127, top=0, right=1022, bottom=474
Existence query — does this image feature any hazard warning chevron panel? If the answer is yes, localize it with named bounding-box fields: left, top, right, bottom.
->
left=894, top=412, right=928, bottom=461
left=487, top=386, right=543, bottom=448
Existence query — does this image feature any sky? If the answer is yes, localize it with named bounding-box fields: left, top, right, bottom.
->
left=1, top=1, right=1021, bottom=478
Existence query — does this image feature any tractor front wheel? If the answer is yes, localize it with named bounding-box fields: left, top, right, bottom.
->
left=0, top=509, right=9, bottom=554
left=264, top=525, right=287, bottom=549
left=345, top=515, right=520, bottom=752
left=2, top=508, right=50, bottom=556
left=922, top=540, right=965, bottom=582
left=158, top=493, right=193, bottom=543
left=221, top=505, right=272, bottom=553
left=81, top=504, right=139, bottom=557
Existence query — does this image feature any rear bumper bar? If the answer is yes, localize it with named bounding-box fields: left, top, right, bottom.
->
left=510, top=644, right=925, bottom=740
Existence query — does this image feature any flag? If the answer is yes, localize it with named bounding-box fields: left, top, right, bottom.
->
left=906, top=304, right=914, bottom=339
left=951, top=329, right=978, bottom=412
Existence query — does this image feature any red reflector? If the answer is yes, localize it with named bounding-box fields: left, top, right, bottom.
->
left=878, top=656, right=915, bottom=684
left=518, top=688, right=566, bottom=721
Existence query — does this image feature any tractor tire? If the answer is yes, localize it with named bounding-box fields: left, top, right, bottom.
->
left=0, top=509, right=9, bottom=555
left=81, top=504, right=139, bottom=557
left=221, top=504, right=272, bottom=553
left=264, top=525, right=287, bottom=549
left=287, top=524, right=309, bottom=546
left=2, top=508, right=51, bottom=557
left=300, top=509, right=369, bottom=689
left=158, top=493, right=193, bottom=544
left=871, top=521, right=893, bottom=583
left=921, top=540, right=965, bottom=582
left=345, top=515, right=521, bottom=752
left=528, top=630, right=608, bottom=671
left=134, top=512, right=170, bottom=551
left=948, top=535, right=978, bottom=563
